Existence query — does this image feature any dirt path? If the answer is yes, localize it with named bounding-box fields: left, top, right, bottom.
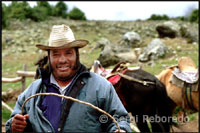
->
left=171, top=113, right=199, bottom=132
left=2, top=123, right=5, bottom=132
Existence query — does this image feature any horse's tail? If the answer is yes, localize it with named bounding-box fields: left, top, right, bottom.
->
left=155, top=78, right=176, bottom=130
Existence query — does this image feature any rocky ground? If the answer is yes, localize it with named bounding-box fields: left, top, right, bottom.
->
left=172, top=113, right=199, bottom=132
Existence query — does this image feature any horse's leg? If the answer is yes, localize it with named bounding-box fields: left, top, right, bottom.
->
left=150, top=116, right=168, bottom=132
left=135, top=114, right=150, bottom=132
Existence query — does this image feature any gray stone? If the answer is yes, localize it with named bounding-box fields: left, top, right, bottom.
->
left=93, top=37, right=111, bottom=50
left=120, top=31, right=142, bottom=48
left=97, top=43, right=137, bottom=67
left=180, top=24, right=198, bottom=43
left=139, top=38, right=168, bottom=62
left=156, top=21, right=180, bottom=38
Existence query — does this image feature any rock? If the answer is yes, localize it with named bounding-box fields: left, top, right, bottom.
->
left=139, top=38, right=168, bottom=62
left=180, top=24, right=198, bottom=43
left=97, top=46, right=120, bottom=67
left=98, top=43, right=137, bottom=67
left=120, top=31, right=142, bottom=48
left=117, top=51, right=137, bottom=63
left=156, top=21, right=181, bottom=38
left=93, top=37, right=111, bottom=50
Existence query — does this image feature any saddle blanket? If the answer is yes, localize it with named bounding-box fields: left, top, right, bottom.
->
left=107, top=69, right=128, bottom=85
left=172, top=68, right=198, bottom=84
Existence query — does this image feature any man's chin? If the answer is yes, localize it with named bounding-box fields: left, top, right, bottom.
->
left=57, top=76, right=73, bottom=81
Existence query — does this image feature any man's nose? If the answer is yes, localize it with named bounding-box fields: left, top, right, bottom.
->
left=59, top=55, right=67, bottom=63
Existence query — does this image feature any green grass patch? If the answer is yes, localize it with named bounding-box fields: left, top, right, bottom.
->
left=2, top=103, right=15, bottom=123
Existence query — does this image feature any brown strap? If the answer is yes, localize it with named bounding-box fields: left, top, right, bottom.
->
left=58, top=65, right=89, bottom=132
left=117, top=73, right=155, bottom=86
left=58, top=78, right=85, bottom=132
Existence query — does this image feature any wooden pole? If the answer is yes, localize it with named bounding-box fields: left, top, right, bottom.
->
left=16, top=71, right=35, bottom=77
left=21, top=64, right=27, bottom=92
left=2, top=101, right=13, bottom=113
left=2, top=77, right=22, bottom=83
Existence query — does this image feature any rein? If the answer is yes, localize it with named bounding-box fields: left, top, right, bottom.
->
left=98, top=63, right=155, bottom=86
left=21, top=93, right=120, bottom=131
left=117, top=73, right=155, bottom=86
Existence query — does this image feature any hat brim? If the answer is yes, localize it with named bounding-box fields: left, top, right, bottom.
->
left=36, top=40, right=89, bottom=51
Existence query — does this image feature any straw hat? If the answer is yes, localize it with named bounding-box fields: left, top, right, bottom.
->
left=36, top=24, right=89, bottom=50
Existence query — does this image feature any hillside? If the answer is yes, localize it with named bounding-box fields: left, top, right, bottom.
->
left=2, top=18, right=199, bottom=132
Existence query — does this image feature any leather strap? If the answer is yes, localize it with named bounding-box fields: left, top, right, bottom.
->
left=57, top=78, right=85, bottom=132
left=57, top=65, right=89, bottom=132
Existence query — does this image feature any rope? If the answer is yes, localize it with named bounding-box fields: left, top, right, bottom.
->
left=21, top=93, right=120, bottom=131
left=117, top=73, right=155, bottom=86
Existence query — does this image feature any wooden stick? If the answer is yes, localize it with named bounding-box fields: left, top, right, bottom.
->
left=2, top=77, right=22, bottom=83
left=16, top=71, right=36, bottom=77
left=21, top=93, right=121, bottom=131
left=2, top=101, right=13, bottom=113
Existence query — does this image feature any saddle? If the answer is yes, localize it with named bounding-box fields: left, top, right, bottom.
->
left=171, top=57, right=199, bottom=86
left=178, top=57, right=197, bottom=72
left=107, top=62, right=143, bottom=86
left=170, top=57, right=198, bottom=89
left=169, top=57, right=198, bottom=110
left=107, top=62, right=129, bottom=85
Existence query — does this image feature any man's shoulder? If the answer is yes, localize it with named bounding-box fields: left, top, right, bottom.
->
left=24, top=79, right=42, bottom=94
left=85, top=72, right=113, bottom=91
left=89, top=72, right=110, bottom=83
left=30, top=79, right=42, bottom=87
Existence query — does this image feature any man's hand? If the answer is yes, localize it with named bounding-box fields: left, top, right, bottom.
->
left=11, top=114, right=29, bottom=132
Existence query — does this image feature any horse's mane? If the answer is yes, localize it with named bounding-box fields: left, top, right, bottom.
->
left=34, top=55, right=50, bottom=79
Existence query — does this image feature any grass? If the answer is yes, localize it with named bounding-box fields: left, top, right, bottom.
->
left=2, top=103, right=15, bottom=123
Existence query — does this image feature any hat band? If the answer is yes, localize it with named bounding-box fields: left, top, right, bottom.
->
left=49, top=39, right=74, bottom=46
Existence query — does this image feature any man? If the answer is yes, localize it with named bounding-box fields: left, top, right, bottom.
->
left=5, top=24, right=131, bottom=132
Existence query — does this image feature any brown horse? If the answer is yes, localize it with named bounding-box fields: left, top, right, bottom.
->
left=91, top=60, right=175, bottom=132
left=157, top=57, right=199, bottom=112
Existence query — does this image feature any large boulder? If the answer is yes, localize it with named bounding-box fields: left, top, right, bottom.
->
left=180, top=24, right=198, bottom=43
left=119, top=31, right=142, bottom=48
left=138, top=38, right=168, bottom=62
left=97, top=43, right=137, bottom=67
left=156, top=21, right=181, bottom=38
left=97, top=44, right=120, bottom=67
left=93, top=37, right=111, bottom=50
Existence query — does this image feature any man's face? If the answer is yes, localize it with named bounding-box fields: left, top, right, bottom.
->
left=49, top=48, right=78, bottom=81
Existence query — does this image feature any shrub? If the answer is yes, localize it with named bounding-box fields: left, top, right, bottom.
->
left=6, top=2, right=32, bottom=20
left=52, top=1, right=68, bottom=18
left=189, top=9, right=198, bottom=23
left=36, top=1, right=53, bottom=16
left=2, top=4, right=7, bottom=29
left=68, top=7, right=86, bottom=20
left=148, top=14, right=169, bottom=20
left=28, top=6, right=49, bottom=22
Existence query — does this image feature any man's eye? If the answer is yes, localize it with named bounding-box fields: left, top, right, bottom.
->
left=66, top=51, right=72, bottom=54
left=53, top=54, right=59, bottom=56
